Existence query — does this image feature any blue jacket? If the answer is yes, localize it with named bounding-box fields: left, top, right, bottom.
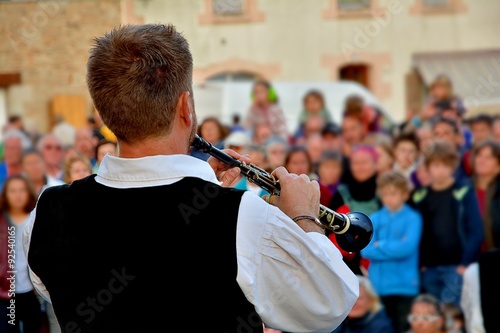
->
left=361, top=204, right=422, bottom=296
left=0, top=162, right=8, bottom=192
left=411, top=180, right=484, bottom=267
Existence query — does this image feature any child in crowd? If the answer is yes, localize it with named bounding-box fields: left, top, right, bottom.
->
left=411, top=158, right=432, bottom=191
left=300, top=89, right=332, bottom=123
left=411, top=140, right=484, bottom=306
left=374, top=136, right=394, bottom=176
left=92, top=139, right=117, bottom=173
left=263, top=136, right=288, bottom=172
left=442, top=302, right=465, bottom=333
left=283, top=145, right=333, bottom=206
left=316, top=150, right=343, bottom=197
left=392, top=131, right=420, bottom=181
left=233, top=144, right=269, bottom=197
left=361, top=170, right=422, bottom=333
left=294, top=89, right=332, bottom=140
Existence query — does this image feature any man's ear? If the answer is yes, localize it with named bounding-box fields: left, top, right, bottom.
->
left=177, top=91, right=193, bottom=128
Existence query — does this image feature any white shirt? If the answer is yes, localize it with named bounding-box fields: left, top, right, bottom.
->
left=461, top=263, right=485, bottom=333
left=246, top=179, right=265, bottom=196
left=24, top=153, right=358, bottom=333
left=40, top=175, right=65, bottom=195
left=14, top=217, right=32, bottom=293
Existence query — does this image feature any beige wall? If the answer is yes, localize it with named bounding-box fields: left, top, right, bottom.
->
left=0, top=0, right=123, bottom=134
left=136, top=0, right=500, bottom=121
left=0, top=0, right=498, bottom=134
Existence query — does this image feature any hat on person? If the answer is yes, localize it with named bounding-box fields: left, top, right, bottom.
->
left=321, top=122, right=341, bottom=136
left=224, top=131, right=251, bottom=149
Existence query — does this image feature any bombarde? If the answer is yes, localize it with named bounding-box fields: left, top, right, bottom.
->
left=191, top=134, right=373, bottom=252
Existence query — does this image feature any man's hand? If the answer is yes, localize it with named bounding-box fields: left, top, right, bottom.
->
left=265, top=167, right=320, bottom=219
left=207, top=149, right=250, bottom=187
left=264, top=167, right=322, bottom=233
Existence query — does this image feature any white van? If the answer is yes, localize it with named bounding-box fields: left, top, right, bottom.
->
left=193, top=80, right=395, bottom=135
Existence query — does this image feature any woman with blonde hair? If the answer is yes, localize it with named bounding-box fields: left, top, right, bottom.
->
left=332, top=275, right=396, bottom=333
left=62, top=153, right=93, bottom=184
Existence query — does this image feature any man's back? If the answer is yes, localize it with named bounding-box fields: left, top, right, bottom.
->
left=27, top=175, right=260, bottom=333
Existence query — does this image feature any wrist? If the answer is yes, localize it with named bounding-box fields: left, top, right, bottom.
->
left=292, top=215, right=325, bottom=234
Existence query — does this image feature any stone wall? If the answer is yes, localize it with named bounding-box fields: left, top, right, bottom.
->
left=0, top=0, right=122, bottom=134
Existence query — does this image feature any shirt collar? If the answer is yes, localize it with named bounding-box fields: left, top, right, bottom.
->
left=95, top=154, right=221, bottom=188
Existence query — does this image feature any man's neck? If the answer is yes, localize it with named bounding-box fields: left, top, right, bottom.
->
left=118, top=136, right=188, bottom=158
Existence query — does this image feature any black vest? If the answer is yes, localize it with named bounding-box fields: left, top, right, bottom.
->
left=28, top=175, right=263, bottom=333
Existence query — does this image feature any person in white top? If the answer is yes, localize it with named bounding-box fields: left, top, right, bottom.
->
left=1, top=174, right=42, bottom=333
left=23, top=23, right=358, bottom=333
left=461, top=249, right=500, bottom=333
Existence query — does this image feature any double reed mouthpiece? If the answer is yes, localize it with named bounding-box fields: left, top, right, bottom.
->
left=191, top=134, right=373, bottom=252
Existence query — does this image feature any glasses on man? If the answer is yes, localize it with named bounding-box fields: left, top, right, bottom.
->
left=43, top=144, right=62, bottom=151
left=407, top=314, right=440, bottom=323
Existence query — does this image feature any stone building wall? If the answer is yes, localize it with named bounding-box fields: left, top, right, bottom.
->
left=0, top=0, right=122, bottom=134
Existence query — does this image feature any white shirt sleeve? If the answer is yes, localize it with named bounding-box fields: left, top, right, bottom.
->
left=236, top=191, right=359, bottom=333
left=461, top=263, right=485, bottom=333
left=22, top=206, right=52, bottom=303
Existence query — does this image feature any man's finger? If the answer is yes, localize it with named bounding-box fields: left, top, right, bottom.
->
left=221, top=149, right=251, bottom=165
left=222, top=148, right=241, bottom=160
left=270, top=166, right=289, bottom=180
left=262, top=193, right=279, bottom=206
left=220, top=167, right=241, bottom=188
left=310, top=179, right=320, bottom=191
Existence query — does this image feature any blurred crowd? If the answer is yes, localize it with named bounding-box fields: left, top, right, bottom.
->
left=1, top=74, right=500, bottom=333
left=0, top=111, right=118, bottom=333
left=190, top=76, right=500, bottom=333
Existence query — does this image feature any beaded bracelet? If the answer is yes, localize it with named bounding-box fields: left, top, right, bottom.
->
left=292, top=215, right=325, bottom=229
